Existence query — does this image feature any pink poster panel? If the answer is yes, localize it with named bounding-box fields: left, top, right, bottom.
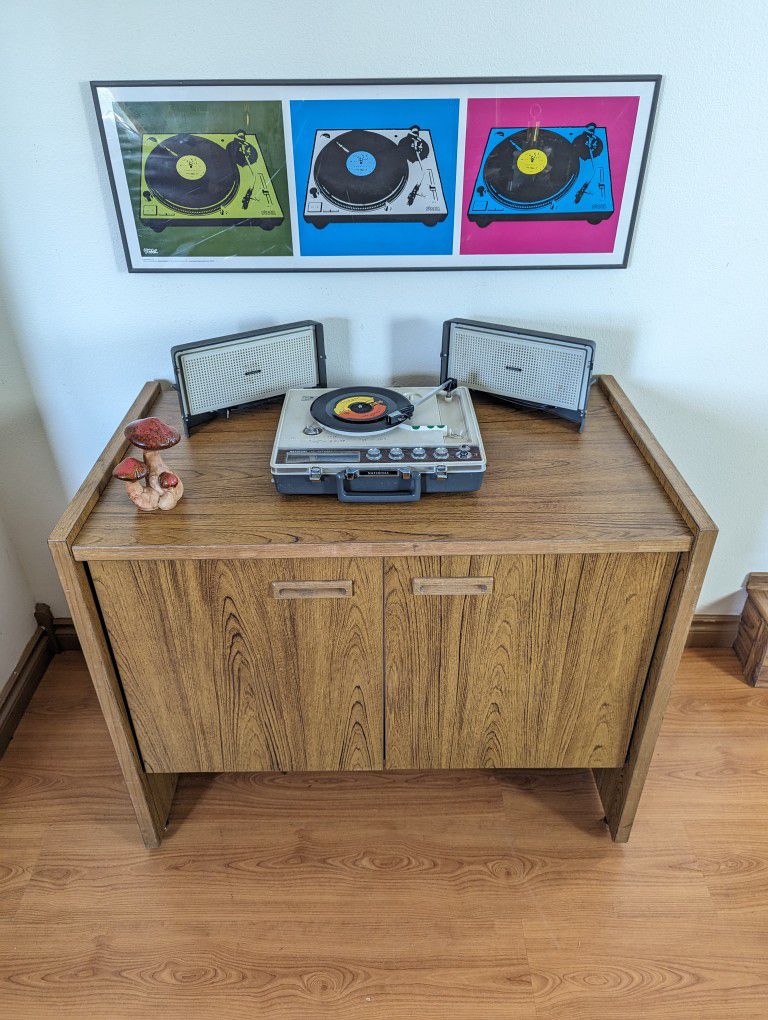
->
left=461, top=95, right=640, bottom=256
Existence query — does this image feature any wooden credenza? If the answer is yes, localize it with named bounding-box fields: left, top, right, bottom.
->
left=50, top=377, right=715, bottom=847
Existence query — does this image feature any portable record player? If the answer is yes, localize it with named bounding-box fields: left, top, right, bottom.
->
left=304, top=126, right=449, bottom=227
left=140, top=131, right=284, bottom=232
left=468, top=123, right=614, bottom=226
left=271, top=379, right=485, bottom=502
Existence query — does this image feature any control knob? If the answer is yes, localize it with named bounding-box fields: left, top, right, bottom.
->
left=366, top=447, right=382, bottom=460
left=412, top=446, right=426, bottom=459
left=434, top=445, right=449, bottom=458
left=388, top=447, right=404, bottom=460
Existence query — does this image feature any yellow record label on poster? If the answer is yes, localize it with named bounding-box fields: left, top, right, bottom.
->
left=176, top=155, right=207, bottom=181
left=516, top=148, right=548, bottom=175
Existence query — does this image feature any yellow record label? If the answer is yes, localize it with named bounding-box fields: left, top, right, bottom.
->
left=517, top=148, right=548, bottom=175
left=176, top=155, right=207, bottom=181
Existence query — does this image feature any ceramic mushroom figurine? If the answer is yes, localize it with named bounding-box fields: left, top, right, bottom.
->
left=113, top=456, right=160, bottom=512
left=119, top=417, right=184, bottom=511
left=158, top=470, right=183, bottom=510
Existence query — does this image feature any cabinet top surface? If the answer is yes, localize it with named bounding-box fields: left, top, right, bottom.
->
left=71, top=380, right=694, bottom=560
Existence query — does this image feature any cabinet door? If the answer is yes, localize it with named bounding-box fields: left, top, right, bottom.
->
left=89, top=558, right=382, bottom=773
left=384, top=553, right=677, bottom=769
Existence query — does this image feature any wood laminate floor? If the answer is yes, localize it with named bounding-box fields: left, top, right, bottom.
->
left=0, top=649, right=766, bottom=1018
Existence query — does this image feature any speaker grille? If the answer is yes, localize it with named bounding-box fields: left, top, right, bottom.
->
left=447, top=326, right=588, bottom=411
left=178, top=325, right=320, bottom=416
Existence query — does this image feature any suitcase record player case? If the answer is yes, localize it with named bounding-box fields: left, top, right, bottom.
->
left=271, top=381, right=485, bottom=503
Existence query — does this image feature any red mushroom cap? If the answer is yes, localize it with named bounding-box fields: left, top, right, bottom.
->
left=124, top=417, right=181, bottom=451
left=113, top=456, right=148, bottom=481
left=158, top=471, right=179, bottom=489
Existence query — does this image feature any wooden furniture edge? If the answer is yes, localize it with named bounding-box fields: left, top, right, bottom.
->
left=72, top=534, right=693, bottom=562
left=597, top=375, right=716, bottom=536
left=49, top=380, right=177, bottom=848
left=746, top=573, right=768, bottom=593
left=593, top=377, right=717, bottom=840
left=734, top=573, right=768, bottom=687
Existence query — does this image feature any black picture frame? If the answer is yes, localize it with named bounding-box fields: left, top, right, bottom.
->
left=91, top=76, right=661, bottom=274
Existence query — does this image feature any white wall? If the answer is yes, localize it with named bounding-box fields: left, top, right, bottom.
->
left=1, top=0, right=766, bottom=613
left=0, top=291, right=69, bottom=616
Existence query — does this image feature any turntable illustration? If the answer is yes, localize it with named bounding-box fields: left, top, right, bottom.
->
left=139, top=131, right=284, bottom=232
left=303, top=126, right=449, bottom=228
left=468, top=124, right=614, bottom=226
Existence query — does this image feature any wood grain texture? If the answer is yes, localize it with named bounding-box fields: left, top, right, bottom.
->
left=89, top=558, right=382, bottom=773
left=48, top=381, right=177, bottom=848
left=594, top=377, right=717, bottom=841
left=734, top=575, right=768, bottom=686
left=72, top=381, right=692, bottom=561
left=385, top=553, right=677, bottom=769
left=594, top=541, right=716, bottom=840
left=1, top=649, right=767, bottom=1019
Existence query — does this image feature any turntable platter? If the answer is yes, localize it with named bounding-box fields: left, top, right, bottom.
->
left=144, top=133, right=239, bottom=214
left=310, top=386, right=414, bottom=435
left=312, top=130, right=410, bottom=211
left=483, top=128, right=579, bottom=208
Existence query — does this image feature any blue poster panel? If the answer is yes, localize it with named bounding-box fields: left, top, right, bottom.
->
left=290, top=98, right=459, bottom=257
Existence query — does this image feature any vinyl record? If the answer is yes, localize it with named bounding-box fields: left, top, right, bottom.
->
left=313, top=130, right=410, bottom=211
left=483, top=129, right=579, bottom=209
left=144, top=134, right=239, bottom=214
left=310, top=387, right=414, bottom=435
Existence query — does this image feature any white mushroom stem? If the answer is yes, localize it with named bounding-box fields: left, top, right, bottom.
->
left=143, top=450, right=170, bottom=494
left=124, top=479, right=160, bottom=512
left=158, top=477, right=184, bottom=511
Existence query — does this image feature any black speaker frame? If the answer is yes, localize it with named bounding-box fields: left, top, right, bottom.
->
left=441, top=318, right=595, bottom=431
left=171, top=320, right=326, bottom=435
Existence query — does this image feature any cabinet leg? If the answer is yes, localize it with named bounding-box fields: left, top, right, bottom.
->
left=595, top=534, right=716, bottom=842
left=49, top=546, right=178, bottom=847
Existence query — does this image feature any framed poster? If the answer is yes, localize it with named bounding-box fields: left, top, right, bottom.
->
left=91, top=76, right=660, bottom=273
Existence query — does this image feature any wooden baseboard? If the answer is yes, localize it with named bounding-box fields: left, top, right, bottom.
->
left=0, top=623, right=55, bottom=758
left=685, top=614, right=740, bottom=649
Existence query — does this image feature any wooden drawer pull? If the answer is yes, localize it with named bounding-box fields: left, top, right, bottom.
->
left=271, top=580, right=354, bottom=599
left=412, top=577, right=494, bottom=596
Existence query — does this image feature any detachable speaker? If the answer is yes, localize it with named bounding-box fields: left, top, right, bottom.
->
left=171, top=321, right=326, bottom=434
left=441, top=319, right=595, bottom=430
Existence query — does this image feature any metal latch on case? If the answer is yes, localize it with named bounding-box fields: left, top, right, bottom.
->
left=308, top=465, right=322, bottom=482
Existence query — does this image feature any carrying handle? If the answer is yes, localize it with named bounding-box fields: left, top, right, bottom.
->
left=271, top=580, right=354, bottom=599
left=335, top=470, right=422, bottom=503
